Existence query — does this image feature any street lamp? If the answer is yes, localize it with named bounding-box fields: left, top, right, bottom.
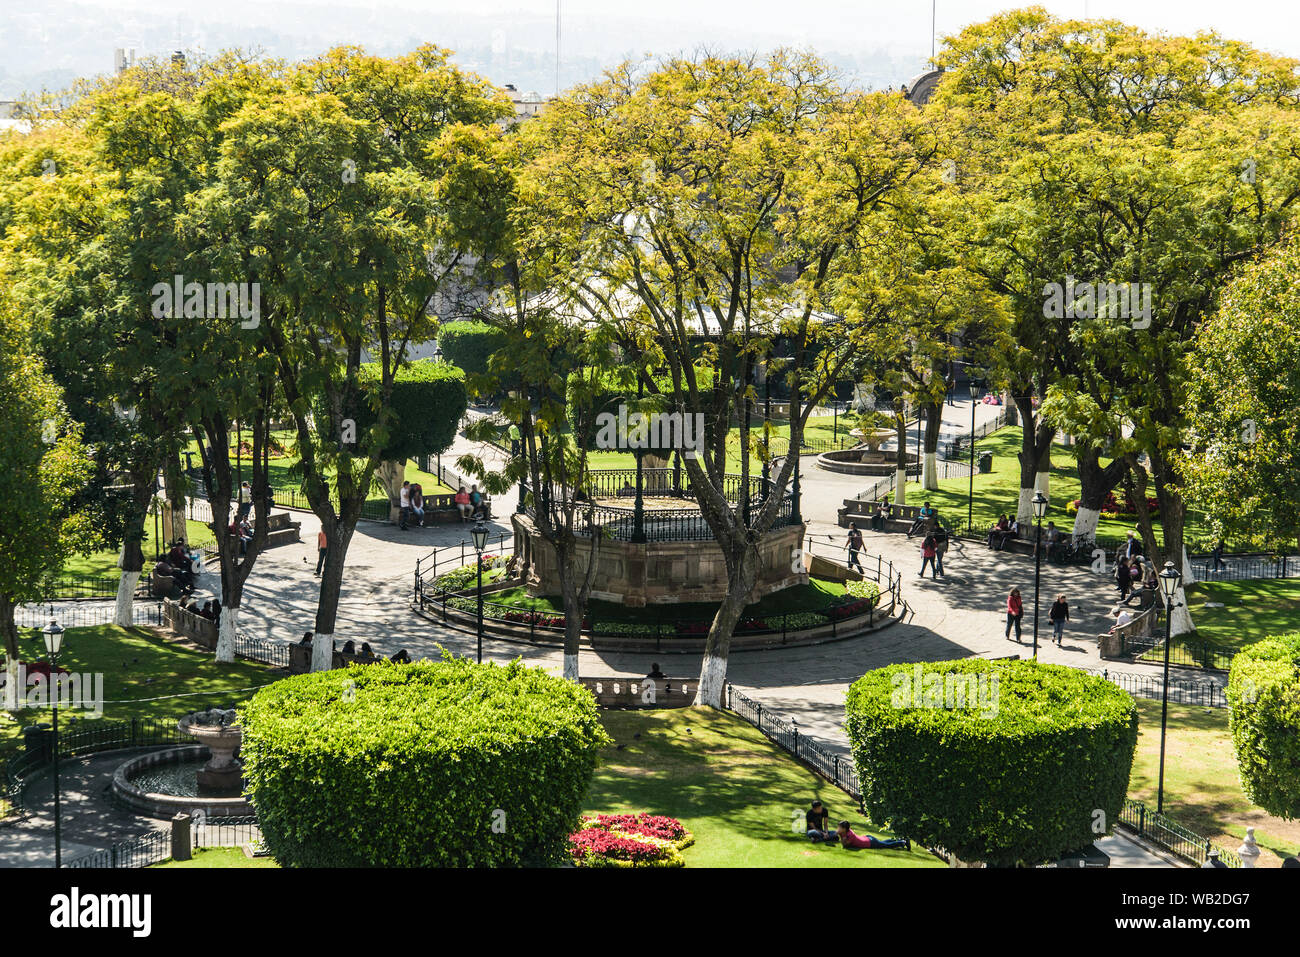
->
left=968, top=381, right=983, bottom=533
left=1031, top=490, right=1049, bottom=658
left=41, top=616, right=65, bottom=869
left=471, top=521, right=489, bottom=664
left=1156, top=560, right=1182, bottom=815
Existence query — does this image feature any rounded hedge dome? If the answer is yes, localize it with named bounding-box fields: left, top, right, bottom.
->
left=240, top=658, right=610, bottom=867
left=1228, top=633, right=1300, bottom=819
left=845, top=659, right=1138, bottom=867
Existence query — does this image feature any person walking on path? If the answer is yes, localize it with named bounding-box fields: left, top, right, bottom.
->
left=846, top=523, right=865, bottom=573
left=920, top=532, right=938, bottom=579
left=1048, top=593, right=1069, bottom=645
left=1116, top=556, right=1133, bottom=604
left=1005, top=587, right=1024, bottom=642
left=933, top=526, right=949, bottom=578
left=315, top=527, right=328, bottom=576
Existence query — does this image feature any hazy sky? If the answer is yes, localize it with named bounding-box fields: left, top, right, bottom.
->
left=3, top=0, right=1299, bottom=99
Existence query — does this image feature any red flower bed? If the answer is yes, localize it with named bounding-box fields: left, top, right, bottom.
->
left=582, top=813, right=689, bottom=842
left=569, top=828, right=669, bottom=863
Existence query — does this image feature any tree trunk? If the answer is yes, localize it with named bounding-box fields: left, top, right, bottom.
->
left=113, top=474, right=154, bottom=627
left=893, top=417, right=908, bottom=508
left=560, top=579, right=582, bottom=682
left=0, top=593, right=19, bottom=707
left=922, top=400, right=942, bottom=490
left=693, top=547, right=759, bottom=708
left=1074, top=446, right=1126, bottom=541
left=1014, top=395, right=1053, bottom=525
left=375, top=459, right=406, bottom=523
left=215, top=605, right=238, bottom=663
left=312, top=520, right=354, bottom=665
left=113, top=571, right=141, bottom=627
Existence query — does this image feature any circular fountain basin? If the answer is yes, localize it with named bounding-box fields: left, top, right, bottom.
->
left=112, top=745, right=253, bottom=819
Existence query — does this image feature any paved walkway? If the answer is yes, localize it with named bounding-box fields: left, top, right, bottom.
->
left=9, top=396, right=1186, bottom=867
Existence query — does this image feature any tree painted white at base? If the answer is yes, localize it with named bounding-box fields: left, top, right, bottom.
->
left=922, top=451, right=937, bottom=490
left=894, top=470, right=908, bottom=507
left=5, top=658, right=19, bottom=706
left=563, top=652, right=579, bottom=682
left=1180, top=545, right=1196, bottom=584
left=1034, top=469, right=1049, bottom=501
left=1170, top=585, right=1196, bottom=637
left=113, top=571, right=140, bottom=627
left=215, top=607, right=238, bottom=663
left=311, top=633, right=333, bottom=672
left=1017, top=486, right=1034, bottom=526
left=695, top=654, right=727, bottom=708
left=1072, top=506, right=1101, bottom=541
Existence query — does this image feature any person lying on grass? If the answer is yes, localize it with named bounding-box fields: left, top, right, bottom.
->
left=835, top=821, right=910, bottom=852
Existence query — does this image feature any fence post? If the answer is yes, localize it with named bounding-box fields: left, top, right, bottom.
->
left=792, top=718, right=799, bottom=758
left=1138, top=804, right=1146, bottom=839
left=171, top=813, right=193, bottom=862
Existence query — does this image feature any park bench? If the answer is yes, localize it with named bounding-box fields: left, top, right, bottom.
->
left=163, top=598, right=219, bottom=651
left=1098, top=601, right=1160, bottom=659
left=402, top=492, right=493, bottom=525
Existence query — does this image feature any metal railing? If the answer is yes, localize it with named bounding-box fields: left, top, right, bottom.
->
left=64, top=830, right=172, bottom=869
left=192, top=814, right=262, bottom=849
left=14, top=600, right=164, bottom=630
left=1119, top=631, right=1237, bottom=672
left=40, top=574, right=149, bottom=601
left=1188, top=552, right=1300, bottom=583
left=1085, top=667, right=1228, bottom=708
left=1118, top=799, right=1242, bottom=867
left=233, top=632, right=291, bottom=669
left=413, top=535, right=905, bottom=646
left=726, top=685, right=862, bottom=807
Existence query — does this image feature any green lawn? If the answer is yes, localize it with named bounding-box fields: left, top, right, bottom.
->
left=62, top=518, right=217, bottom=580
left=890, top=426, right=1211, bottom=543
left=154, top=847, right=278, bottom=868
left=1128, top=699, right=1299, bottom=867
left=488, top=577, right=850, bottom=625
left=0, top=625, right=278, bottom=750
left=1186, top=578, right=1300, bottom=648
left=586, top=708, right=941, bottom=868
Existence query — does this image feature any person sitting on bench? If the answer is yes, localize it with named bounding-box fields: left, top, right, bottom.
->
left=835, top=820, right=910, bottom=852
left=987, top=514, right=1013, bottom=550
left=870, top=502, right=887, bottom=532
left=908, top=502, right=938, bottom=538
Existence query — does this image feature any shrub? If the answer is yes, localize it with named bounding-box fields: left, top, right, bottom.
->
left=240, top=658, right=611, bottom=867
left=352, top=359, right=467, bottom=461
left=437, top=320, right=509, bottom=378
left=845, top=659, right=1138, bottom=867
left=845, top=579, right=881, bottom=604
left=1227, top=633, right=1300, bottom=819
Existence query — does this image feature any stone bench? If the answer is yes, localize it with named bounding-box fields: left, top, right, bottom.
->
left=264, top=511, right=301, bottom=548
left=163, top=598, right=219, bottom=651
left=1098, top=602, right=1161, bottom=659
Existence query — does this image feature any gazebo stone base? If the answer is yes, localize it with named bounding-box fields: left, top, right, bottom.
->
left=511, top=514, right=807, bottom=607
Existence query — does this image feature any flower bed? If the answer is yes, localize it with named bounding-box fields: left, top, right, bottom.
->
left=569, top=813, right=694, bottom=868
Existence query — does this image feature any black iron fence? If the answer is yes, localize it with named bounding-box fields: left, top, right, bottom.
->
left=40, top=575, right=150, bottom=601
left=233, top=632, right=291, bottom=669
left=1086, top=667, right=1228, bottom=708
left=726, top=685, right=862, bottom=806
left=1118, top=799, right=1242, bottom=867
left=192, top=814, right=262, bottom=849
left=64, top=829, right=172, bottom=869
left=1188, top=552, right=1300, bottom=583
left=1118, top=632, right=1237, bottom=672
left=14, top=600, right=164, bottom=630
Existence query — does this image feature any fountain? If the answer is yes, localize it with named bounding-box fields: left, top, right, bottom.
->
left=111, top=708, right=253, bottom=818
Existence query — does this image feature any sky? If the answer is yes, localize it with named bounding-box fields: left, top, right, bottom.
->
left=2, top=0, right=1299, bottom=98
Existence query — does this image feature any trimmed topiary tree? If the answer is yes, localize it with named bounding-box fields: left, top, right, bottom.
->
left=845, top=659, right=1138, bottom=867
left=1227, top=632, right=1300, bottom=819
left=438, top=320, right=509, bottom=378
left=240, top=657, right=611, bottom=867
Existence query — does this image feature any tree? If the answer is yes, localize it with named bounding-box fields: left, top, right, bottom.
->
left=531, top=53, right=938, bottom=705
left=1180, top=235, right=1300, bottom=549
left=0, top=303, right=94, bottom=686
left=211, top=47, right=510, bottom=668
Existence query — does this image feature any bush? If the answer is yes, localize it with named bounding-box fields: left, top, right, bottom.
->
left=438, top=320, right=509, bottom=378
left=1227, top=633, right=1300, bottom=819
left=240, top=658, right=610, bottom=867
left=845, top=659, right=1138, bottom=867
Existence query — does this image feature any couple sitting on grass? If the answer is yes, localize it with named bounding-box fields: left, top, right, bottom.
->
left=805, top=800, right=911, bottom=852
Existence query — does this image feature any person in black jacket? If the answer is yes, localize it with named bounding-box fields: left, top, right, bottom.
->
left=1048, top=594, right=1069, bottom=645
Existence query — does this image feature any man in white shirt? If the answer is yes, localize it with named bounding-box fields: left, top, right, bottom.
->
left=399, top=480, right=411, bottom=530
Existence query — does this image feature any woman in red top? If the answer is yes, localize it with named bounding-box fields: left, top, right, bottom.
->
left=835, top=821, right=910, bottom=852
left=920, top=534, right=938, bottom=579
left=1005, top=587, right=1023, bottom=642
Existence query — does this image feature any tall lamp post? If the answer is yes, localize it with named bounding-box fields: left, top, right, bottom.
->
left=1031, top=490, right=1049, bottom=658
left=968, top=381, right=983, bottom=533
left=471, top=522, right=489, bottom=663
left=1156, top=561, right=1182, bottom=815
left=42, top=616, right=65, bottom=868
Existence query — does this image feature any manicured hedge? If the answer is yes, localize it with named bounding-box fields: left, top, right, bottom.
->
left=438, top=320, right=509, bottom=377
left=342, top=359, right=466, bottom=461
left=240, top=658, right=610, bottom=867
left=845, top=659, right=1138, bottom=867
left=567, top=365, right=718, bottom=451
left=1227, top=633, right=1300, bottom=819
